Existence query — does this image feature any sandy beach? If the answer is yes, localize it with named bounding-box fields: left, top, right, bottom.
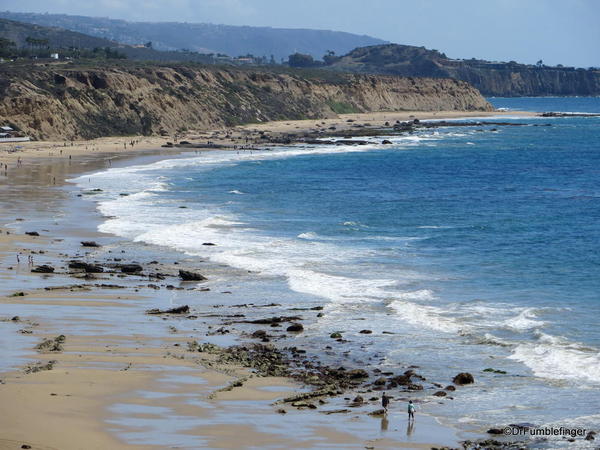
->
left=0, top=111, right=532, bottom=450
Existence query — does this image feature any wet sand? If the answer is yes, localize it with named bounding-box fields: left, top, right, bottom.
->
left=0, top=111, right=526, bottom=449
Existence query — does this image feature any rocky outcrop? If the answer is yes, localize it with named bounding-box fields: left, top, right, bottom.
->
left=0, top=64, right=491, bottom=140
left=327, top=44, right=600, bottom=97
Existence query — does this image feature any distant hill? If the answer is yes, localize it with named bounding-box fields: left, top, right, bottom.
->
left=326, top=44, right=600, bottom=97
left=0, top=17, right=118, bottom=49
left=0, top=11, right=388, bottom=61
left=0, top=18, right=220, bottom=64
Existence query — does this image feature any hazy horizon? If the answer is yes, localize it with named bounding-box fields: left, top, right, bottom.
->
left=0, top=0, right=598, bottom=68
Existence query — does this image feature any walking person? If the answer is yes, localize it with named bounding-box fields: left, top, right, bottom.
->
left=382, top=392, right=390, bottom=414
left=408, top=400, right=416, bottom=421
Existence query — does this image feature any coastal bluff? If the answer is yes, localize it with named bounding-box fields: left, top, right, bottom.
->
left=326, top=44, right=600, bottom=97
left=0, top=65, right=492, bottom=140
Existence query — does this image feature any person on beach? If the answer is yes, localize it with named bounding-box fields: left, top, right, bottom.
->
left=382, top=392, right=390, bottom=414
left=408, top=400, right=416, bottom=421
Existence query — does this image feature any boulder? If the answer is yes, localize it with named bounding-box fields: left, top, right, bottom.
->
left=453, top=372, right=475, bottom=385
left=68, top=261, right=103, bottom=273
left=146, top=305, right=190, bottom=315
left=81, top=241, right=100, bottom=247
left=179, top=269, right=207, bottom=281
left=359, top=329, right=372, bottom=334
left=330, top=332, right=342, bottom=339
left=381, top=140, right=393, bottom=145
left=347, top=369, right=369, bottom=379
left=25, top=231, right=39, bottom=236
left=251, top=330, right=268, bottom=339
left=352, top=395, right=364, bottom=405
left=374, top=377, right=387, bottom=386
left=390, top=374, right=411, bottom=385
left=287, top=323, right=304, bottom=332
left=433, top=391, right=447, bottom=397
left=585, top=431, right=596, bottom=441
left=120, top=264, right=143, bottom=274
left=31, top=265, right=55, bottom=273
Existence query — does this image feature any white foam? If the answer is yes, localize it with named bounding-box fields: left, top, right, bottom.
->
left=508, top=333, right=600, bottom=384
left=389, top=298, right=467, bottom=333
left=287, top=269, right=396, bottom=304
left=228, top=190, right=245, bottom=195
left=297, top=231, right=319, bottom=239
left=502, top=308, right=546, bottom=331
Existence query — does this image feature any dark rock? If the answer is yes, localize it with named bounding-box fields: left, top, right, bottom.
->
left=246, top=316, right=301, bottom=325
left=291, top=401, right=317, bottom=409
left=330, top=332, right=342, bottom=339
left=483, top=368, right=507, bottom=374
left=31, top=265, right=55, bottom=273
left=24, top=360, right=56, bottom=374
left=146, top=305, right=190, bottom=315
left=368, top=409, right=386, bottom=417
left=445, top=385, right=456, bottom=391
left=68, top=261, right=103, bottom=273
left=36, top=335, right=65, bottom=353
left=282, top=387, right=338, bottom=403
left=81, top=241, right=100, bottom=247
left=287, top=323, right=304, bottom=332
left=347, top=369, right=369, bottom=379
left=321, top=409, right=350, bottom=415
left=374, top=377, right=387, bottom=386
left=390, top=375, right=411, bottom=385
left=178, top=269, right=207, bottom=281
left=585, top=431, right=596, bottom=440
left=381, top=140, right=392, bottom=144
left=251, top=330, right=268, bottom=339
left=433, top=391, right=447, bottom=397
left=202, top=242, right=216, bottom=246
left=487, top=428, right=504, bottom=435
left=25, top=231, right=39, bottom=236
left=406, top=383, right=423, bottom=391
left=453, top=372, right=475, bottom=385
left=120, top=264, right=143, bottom=274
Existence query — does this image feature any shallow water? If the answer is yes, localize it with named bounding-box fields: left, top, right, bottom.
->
left=70, top=98, right=600, bottom=443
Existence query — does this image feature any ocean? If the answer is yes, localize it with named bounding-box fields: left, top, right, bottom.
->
left=72, top=97, right=600, bottom=441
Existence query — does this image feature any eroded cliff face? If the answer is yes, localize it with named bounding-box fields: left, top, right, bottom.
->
left=328, top=44, right=600, bottom=97
left=0, top=65, right=492, bottom=140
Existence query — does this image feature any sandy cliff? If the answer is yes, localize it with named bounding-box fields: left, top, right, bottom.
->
left=0, top=64, right=492, bottom=140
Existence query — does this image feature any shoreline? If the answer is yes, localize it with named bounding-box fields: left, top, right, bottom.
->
left=0, top=109, right=535, bottom=164
left=0, top=111, right=536, bottom=449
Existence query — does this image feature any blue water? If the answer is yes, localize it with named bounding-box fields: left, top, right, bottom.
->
left=74, top=98, right=600, bottom=441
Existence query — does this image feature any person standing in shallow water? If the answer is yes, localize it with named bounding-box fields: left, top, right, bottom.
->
left=408, top=400, right=416, bottom=421
left=382, top=392, right=390, bottom=414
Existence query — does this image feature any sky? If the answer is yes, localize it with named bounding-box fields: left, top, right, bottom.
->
left=1, top=0, right=598, bottom=67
